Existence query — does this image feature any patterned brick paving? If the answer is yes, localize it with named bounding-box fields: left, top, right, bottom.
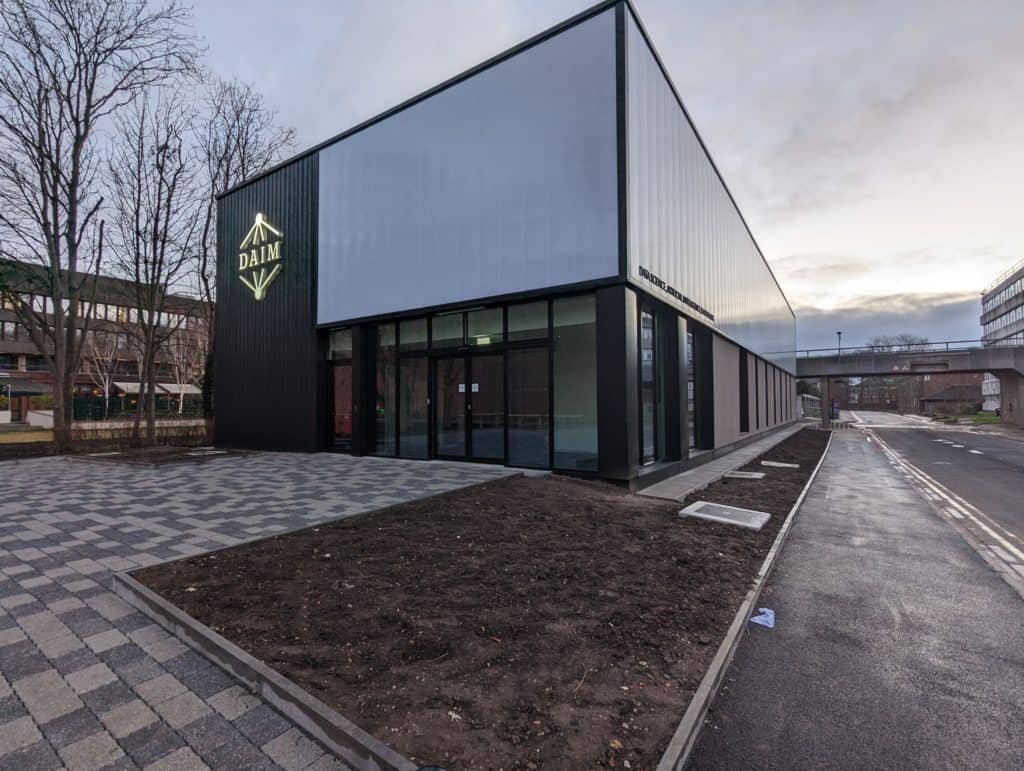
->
left=0, top=452, right=513, bottom=770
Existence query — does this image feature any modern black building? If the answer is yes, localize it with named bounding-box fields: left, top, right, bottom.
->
left=215, top=0, right=797, bottom=486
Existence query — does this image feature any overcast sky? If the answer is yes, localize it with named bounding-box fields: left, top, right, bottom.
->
left=193, top=0, right=1024, bottom=349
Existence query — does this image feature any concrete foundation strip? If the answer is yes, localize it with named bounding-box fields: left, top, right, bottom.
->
left=655, top=428, right=835, bottom=771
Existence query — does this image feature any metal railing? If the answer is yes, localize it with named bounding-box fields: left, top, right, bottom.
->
left=982, top=257, right=1024, bottom=296
left=769, top=338, right=1024, bottom=360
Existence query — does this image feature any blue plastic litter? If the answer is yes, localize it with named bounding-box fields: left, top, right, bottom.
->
left=750, top=608, right=775, bottom=628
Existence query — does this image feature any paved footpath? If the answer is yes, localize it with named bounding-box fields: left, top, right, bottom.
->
left=688, top=430, right=1024, bottom=770
left=0, top=453, right=512, bottom=771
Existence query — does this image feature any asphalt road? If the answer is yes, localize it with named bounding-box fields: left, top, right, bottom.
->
left=854, top=410, right=1024, bottom=548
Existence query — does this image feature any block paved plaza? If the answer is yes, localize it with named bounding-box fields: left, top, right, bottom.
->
left=0, top=452, right=513, bottom=770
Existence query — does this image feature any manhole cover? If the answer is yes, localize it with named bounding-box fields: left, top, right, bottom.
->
left=724, top=470, right=765, bottom=479
left=679, top=501, right=771, bottom=530
left=761, top=460, right=800, bottom=469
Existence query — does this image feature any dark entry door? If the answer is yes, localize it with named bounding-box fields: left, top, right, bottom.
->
left=433, top=354, right=505, bottom=462
left=469, top=354, right=504, bottom=461
left=435, top=357, right=466, bottom=458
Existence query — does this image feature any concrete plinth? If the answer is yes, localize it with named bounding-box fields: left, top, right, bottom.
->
left=997, top=371, right=1024, bottom=428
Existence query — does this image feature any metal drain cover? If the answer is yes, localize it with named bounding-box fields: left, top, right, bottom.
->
left=724, top=470, right=765, bottom=480
left=761, top=460, right=800, bottom=469
left=680, top=501, right=771, bottom=530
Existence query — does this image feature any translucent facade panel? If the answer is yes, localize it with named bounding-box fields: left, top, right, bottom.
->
left=625, top=12, right=796, bottom=373
left=318, top=9, right=619, bottom=325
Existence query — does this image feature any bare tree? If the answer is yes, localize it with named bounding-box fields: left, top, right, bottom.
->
left=867, top=334, right=929, bottom=352
left=164, top=320, right=207, bottom=413
left=194, top=76, right=294, bottom=415
left=108, top=91, right=200, bottom=444
left=0, top=0, right=198, bottom=452
left=82, top=327, right=125, bottom=418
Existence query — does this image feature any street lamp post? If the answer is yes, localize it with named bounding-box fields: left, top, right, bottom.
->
left=837, top=331, right=843, bottom=356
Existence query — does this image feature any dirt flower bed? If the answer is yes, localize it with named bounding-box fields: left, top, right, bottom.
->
left=136, top=427, right=829, bottom=769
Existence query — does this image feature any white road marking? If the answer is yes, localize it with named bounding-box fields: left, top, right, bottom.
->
left=969, top=450, right=984, bottom=455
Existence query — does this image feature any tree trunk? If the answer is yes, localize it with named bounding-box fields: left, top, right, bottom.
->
left=146, top=356, right=157, bottom=444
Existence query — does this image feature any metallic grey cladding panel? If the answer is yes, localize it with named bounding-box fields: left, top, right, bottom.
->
left=624, top=14, right=796, bottom=373
left=215, top=154, right=322, bottom=451
left=317, top=8, right=618, bottom=325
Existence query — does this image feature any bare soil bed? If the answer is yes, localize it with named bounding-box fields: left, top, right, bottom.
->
left=136, top=427, right=829, bottom=770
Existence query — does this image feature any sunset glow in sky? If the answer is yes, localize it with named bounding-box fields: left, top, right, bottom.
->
left=194, top=0, right=1024, bottom=348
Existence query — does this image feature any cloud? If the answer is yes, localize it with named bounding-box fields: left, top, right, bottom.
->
left=794, top=291, right=981, bottom=350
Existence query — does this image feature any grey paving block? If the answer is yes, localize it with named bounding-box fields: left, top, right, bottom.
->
left=12, top=669, right=83, bottom=724
left=119, top=720, right=186, bottom=767
left=178, top=713, right=234, bottom=755
left=51, top=647, right=103, bottom=677
left=99, top=699, right=158, bottom=739
left=80, top=681, right=136, bottom=715
left=261, top=727, right=325, bottom=771
left=143, top=745, right=210, bottom=771
left=0, top=737, right=63, bottom=770
left=198, top=733, right=278, bottom=771
left=57, top=730, right=125, bottom=771
left=61, top=608, right=114, bottom=638
left=83, top=628, right=128, bottom=654
left=38, top=631, right=86, bottom=659
left=231, top=704, right=293, bottom=748
left=153, top=691, right=211, bottom=729
left=0, top=695, right=28, bottom=724
left=65, top=662, right=118, bottom=695
left=135, top=674, right=187, bottom=707
left=206, top=686, right=260, bottom=721
left=39, top=706, right=105, bottom=749
left=177, top=667, right=234, bottom=700
left=0, top=715, right=42, bottom=757
left=113, top=656, right=165, bottom=688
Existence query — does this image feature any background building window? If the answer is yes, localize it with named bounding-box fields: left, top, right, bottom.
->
left=553, top=295, right=597, bottom=471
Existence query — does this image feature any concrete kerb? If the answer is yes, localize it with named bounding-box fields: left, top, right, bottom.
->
left=655, top=429, right=835, bottom=771
left=104, top=471, right=524, bottom=771
left=112, top=571, right=416, bottom=771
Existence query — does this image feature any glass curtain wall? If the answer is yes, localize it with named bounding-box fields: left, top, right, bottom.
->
left=331, top=329, right=353, bottom=450
left=687, top=331, right=696, bottom=450
left=639, top=307, right=657, bottom=464
left=553, top=295, right=597, bottom=470
left=374, top=324, right=397, bottom=455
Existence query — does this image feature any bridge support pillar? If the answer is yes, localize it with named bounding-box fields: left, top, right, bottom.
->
left=997, top=372, right=1024, bottom=429
left=820, top=377, right=831, bottom=429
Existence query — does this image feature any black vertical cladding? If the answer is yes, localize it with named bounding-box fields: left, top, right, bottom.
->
left=658, top=304, right=681, bottom=461
left=596, top=284, right=639, bottom=480
left=738, top=349, right=749, bottom=433
left=693, top=323, right=714, bottom=449
left=214, top=154, right=321, bottom=451
left=677, top=315, right=690, bottom=455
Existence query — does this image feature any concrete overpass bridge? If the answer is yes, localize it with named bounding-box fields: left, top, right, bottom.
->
left=787, top=340, right=1024, bottom=428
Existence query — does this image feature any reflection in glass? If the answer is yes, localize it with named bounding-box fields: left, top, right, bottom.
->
left=508, top=348, right=548, bottom=467
left=330, top=328, right=352, bottom=359
left=399, top=357, right=429, bottom=458
left=435, top=357, right=465, bottom=456
left=508, top=301, right=548, bottom=341
left=375, top=324, right=396, bottom=456
left=553, top=295, right=597, bottom=470
left=432, top=313, right=463, bottom=348
left=399, top=318, right=428, bottom=351
left=640, top=309, right=657, bottom=464
left=470, top=354, right=504, bottom=459
left=468, top=308, right=503, bottom=346
left=687, top=331, right=696, bottom=450
left=333, top=363, right=352, bottom=449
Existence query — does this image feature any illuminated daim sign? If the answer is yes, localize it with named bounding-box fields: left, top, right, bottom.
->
left=238, top=213, right=283, bottom=301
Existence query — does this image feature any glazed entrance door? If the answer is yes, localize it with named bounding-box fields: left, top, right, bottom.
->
left=434, top=357, right=466, bottom=458
left=468, top=354, right=504, bottom=461
left=432, top=354, right=505, bottom=462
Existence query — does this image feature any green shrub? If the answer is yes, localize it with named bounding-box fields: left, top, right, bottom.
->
left=29, top=394, right=54, bottom=409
